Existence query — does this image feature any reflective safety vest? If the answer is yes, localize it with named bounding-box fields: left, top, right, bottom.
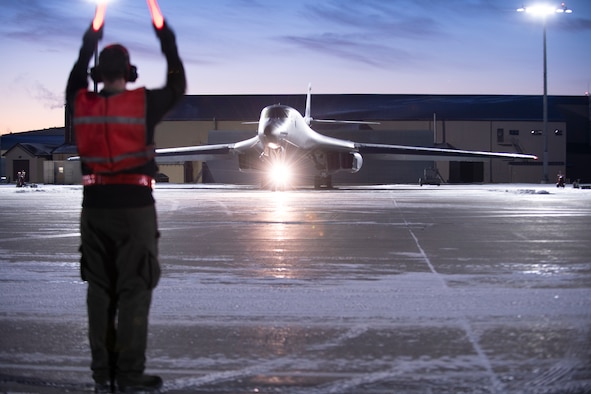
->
left=73, top=88, right=154, bottom=174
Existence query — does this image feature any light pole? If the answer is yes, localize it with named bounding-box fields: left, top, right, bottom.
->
left=517, top=3, right=572, bottom=183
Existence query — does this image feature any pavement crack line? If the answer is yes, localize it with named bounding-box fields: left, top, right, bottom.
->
left=391, top=196, right=505, bottom=394
left=165, top=325, right=370, bottom=391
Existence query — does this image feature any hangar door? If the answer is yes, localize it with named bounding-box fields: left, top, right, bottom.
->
left=13, top=159, right=29, bottom=183
left=449, top=162, right=484, bottom=183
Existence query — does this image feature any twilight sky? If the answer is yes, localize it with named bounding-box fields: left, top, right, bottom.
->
left=1, top=0, right=590, bottom=135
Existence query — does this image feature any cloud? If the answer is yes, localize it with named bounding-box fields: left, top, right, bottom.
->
left=303, top=1, right=446, bottom=40
left=281, top=33, right=414, bottom=69
left=28, top=81, right=64, bottom=110
left=0, top=0, right=86, bottom=44
left=560, top=17, right=591, bottom=32
left=273, top=1, right=441, bottom=69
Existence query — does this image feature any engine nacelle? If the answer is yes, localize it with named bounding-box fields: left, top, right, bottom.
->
left=349, top=152, right=363, bottom=173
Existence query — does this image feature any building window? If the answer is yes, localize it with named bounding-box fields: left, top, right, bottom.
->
left=509, top=129, right=519, bottom=136
left=497, top=128, right=504, bottom=143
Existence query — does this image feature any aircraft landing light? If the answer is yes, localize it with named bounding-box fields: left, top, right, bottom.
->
left=268, top=163, right=293, bottom=189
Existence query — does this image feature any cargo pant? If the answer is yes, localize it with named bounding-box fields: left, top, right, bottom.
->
left=79, top=205, right=161, bottom=384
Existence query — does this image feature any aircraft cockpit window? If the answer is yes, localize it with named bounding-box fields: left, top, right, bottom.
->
left=263, top=106, right=289, bottom=119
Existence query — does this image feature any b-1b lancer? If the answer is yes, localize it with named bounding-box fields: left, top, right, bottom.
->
left=156, top=85, right=538, bottom=188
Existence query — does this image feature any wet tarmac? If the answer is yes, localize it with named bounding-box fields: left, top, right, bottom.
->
left=0, top=183, right=590, bottom=393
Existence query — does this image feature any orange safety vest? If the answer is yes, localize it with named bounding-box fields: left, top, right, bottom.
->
left=73, top=88, right=154, bottom=174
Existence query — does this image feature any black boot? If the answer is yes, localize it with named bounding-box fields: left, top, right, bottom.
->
left=117, top=374, right=163, bottom=393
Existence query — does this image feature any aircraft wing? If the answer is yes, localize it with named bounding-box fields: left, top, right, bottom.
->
left=311, top=119, right=380, bottom=125
left=355, top=143, right=538, bottom=162
left=155, top=136, right=260, bottom=164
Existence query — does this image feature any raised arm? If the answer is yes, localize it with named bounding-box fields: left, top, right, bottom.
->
left=65, top=24, right=103, bottom=106
left=154, top=21, right=186, bottom=103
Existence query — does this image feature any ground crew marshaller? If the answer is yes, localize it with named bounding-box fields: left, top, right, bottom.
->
left=65, top=11, right=186, bottom=394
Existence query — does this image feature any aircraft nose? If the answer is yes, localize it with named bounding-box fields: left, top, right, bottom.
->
left=261, top=119, right=287, bottom=145
left=263, top=119, right=282, bottom=136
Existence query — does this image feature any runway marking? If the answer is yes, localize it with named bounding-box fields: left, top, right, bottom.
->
left=0, top=363, right=87, bottom=373
left=0, top=232, right=80, bottom=243
left=161, top=324, right=389, bottom=392
left=390, top=196, right=505, bottom=394
left=164, top=324, right=371, bottom=391
left=165, top=359, right=294, bottom=390
left=307, top=325, right=369, bottom=351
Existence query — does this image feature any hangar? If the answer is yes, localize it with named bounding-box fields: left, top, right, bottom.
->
left=1, top=128, right=64, bottom=185
left=2, top=94, right=589, bottom=185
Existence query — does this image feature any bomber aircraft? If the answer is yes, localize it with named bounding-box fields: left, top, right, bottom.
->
left=155, top=85, right=538, bottom=188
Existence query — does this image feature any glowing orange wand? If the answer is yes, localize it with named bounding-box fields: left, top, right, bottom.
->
left=146, top=0, right=164, bottom=29
left=92, top=2, right=107, bottom=31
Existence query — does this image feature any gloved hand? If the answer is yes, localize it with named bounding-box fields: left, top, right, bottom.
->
left=154, top=20, right=176, bottom=52
left=83, top=22, right=104, bottom=47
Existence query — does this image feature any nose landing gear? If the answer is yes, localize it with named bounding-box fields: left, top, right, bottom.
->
left=314, top=175, right=333, bottom=189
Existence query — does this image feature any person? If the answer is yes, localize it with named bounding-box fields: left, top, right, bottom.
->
left=16, top=170, right=26, bottom=187
left=556, top=172, right=565, bottom=188
left=65, top=16, right=186, bottom=394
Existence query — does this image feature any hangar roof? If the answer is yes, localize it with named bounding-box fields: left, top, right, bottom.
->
left=1, top=128, right=64, bottom=152
left=165, top=94, right=587, bottom=123
left=4, top=143, right=56, bottom=158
